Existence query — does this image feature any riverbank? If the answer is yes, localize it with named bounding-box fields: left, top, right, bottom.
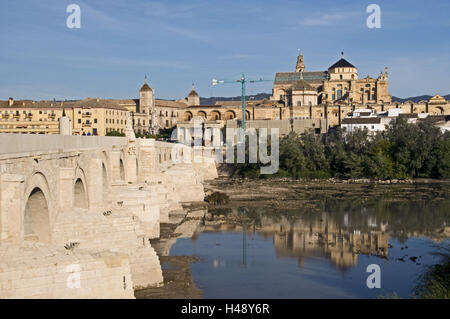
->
left=204, top=177, right=450, bottom=211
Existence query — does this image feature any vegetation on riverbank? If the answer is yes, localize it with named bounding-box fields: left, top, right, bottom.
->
left=205, top=191, right=230, bottom=205
left=414, top=247, right=450, bottom=299
left=232, top=117, right=450, bottom=180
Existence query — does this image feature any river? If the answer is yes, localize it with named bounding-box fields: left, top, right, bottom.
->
left=140, top=180, right=450, bottom=299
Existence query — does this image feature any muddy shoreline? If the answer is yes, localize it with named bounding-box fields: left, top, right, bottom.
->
left=205, top=178, right=450, bottom=210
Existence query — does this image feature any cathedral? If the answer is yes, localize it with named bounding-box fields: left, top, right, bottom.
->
left=272, top=50, right=392, bottom=106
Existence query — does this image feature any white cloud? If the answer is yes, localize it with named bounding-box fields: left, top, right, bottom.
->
left=163, top=25, right=214, bottom=44
left=299, top=12, right=360, bottom=26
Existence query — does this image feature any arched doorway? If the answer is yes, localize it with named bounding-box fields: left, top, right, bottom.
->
left=210, top=111, right=221, bottom=121
left=119, top=159, right=125, bottom=181
left=74, top=178, right=88, bottom=209
left=197, top=111, right=207, bottom=119
left=184, top=111, right=193, bottom=121
left=24, top=187, right=50, bottom=243
left=225, top=110, right=236, bottom=120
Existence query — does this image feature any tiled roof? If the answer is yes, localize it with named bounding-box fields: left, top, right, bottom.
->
left=342, top=117, right=381, bottom=124
left=274, top=71, right=328, bottom=84
left=139, top=83, right=152, bottom=92
left=419, top=115, right=450, bottom=123
left=188, top=89, right=199, bottom=97
left=0, top=98, right=128, bottom=111
left=292, top=80, right=315, bottom=91
left=328, top=58, right=356, bottom=70
left=155, top=99, right=186, bottom=108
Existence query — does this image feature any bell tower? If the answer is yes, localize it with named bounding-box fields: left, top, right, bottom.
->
left=139, top=75, right=154, bottom=115
left=296, top=49, right=305, bottom=73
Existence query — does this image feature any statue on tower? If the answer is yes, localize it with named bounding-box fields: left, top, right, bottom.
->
left=296, top=49, right=305, bottom=73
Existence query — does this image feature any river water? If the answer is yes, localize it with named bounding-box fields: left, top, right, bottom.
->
left=169, top=184, right=450, bottom=298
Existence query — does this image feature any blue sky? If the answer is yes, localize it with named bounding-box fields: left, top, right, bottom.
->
left=0, top=0, right=449, bottom=101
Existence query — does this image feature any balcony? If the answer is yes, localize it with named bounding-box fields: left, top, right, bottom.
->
left=82, top=122, right=92, bottom=127
left=48, top=113, right=56, bottom=119
left=82, top=113, right=92, bottom=117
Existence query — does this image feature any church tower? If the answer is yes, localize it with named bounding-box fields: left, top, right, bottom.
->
left=187, top=83, right=200, bottom=106
left=139, top=77, right=154, bottom=115
left=296, top=49, right=305, bottom=73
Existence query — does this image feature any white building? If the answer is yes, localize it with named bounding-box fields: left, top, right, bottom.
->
left=341, top=108, right=409, bottom=136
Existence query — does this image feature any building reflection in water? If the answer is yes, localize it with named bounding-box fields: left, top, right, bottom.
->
left=205, top=200, right=449, bottom=270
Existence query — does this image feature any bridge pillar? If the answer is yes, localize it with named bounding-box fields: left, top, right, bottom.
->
left=110, top=150, right=124, bottom=183
left=0, top=174, right=25, bottom=243
left=137, top=141, right=158, bottom=183
left=87, top=157, right=103, bottom=208
left=59, top=167, right=75, bottom=210
left=125, top=142, right=137, bottom=184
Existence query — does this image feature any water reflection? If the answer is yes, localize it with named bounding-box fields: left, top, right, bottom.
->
left=205, top=196, right=449, bottom=271
left=170, top=187, right=450, bottom=298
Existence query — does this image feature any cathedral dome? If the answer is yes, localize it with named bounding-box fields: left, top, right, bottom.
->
left=328, top=58, right=356, bottom=70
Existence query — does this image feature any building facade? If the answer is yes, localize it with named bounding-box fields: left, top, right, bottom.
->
left=0, top=98, right=128, bottom=136
left=272, top=50, right=392, bottom=106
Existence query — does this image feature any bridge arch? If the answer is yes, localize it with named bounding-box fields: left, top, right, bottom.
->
left=24, top=188, right=50, bottom=243
left=119, top=158, right=125, bottom=181
left=23, top=172, right=52, bottom=243
left=100, top=151, right=110, bottom=196
left=74, top=167, right=89, bottom=209
left=102, top=163, right=108, bottom=197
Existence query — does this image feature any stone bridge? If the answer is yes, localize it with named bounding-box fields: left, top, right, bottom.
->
left=0, top=133, right=217, bottom=298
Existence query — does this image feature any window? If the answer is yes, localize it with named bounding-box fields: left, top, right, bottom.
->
left=78, top=119, right=81, bottom=124
left=94, top=118, right=97, bottom=123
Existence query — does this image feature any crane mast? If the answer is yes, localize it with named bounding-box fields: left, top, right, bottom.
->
left=212, top=73, right=271, bottom=143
